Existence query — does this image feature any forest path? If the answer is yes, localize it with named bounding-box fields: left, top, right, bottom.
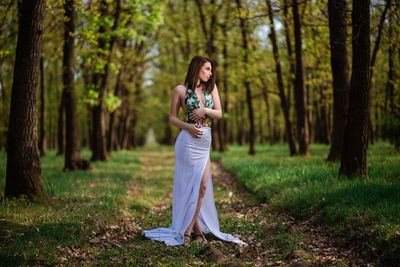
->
left=209, top=161, right=363, bottom=266
left=131, top=147, right=364, bottom=266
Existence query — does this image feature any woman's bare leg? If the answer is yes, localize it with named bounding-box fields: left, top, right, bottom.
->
left=184, top=158, right=211, bottom=238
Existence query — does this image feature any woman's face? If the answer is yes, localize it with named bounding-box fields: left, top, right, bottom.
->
left=199, top=62, right=212, bottom=83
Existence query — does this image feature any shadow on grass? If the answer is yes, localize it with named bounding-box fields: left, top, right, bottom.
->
left=0, top=221, right=85, bottom=266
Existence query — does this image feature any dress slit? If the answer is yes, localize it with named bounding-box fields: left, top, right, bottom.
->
left=142, top=127, right=247, bottom=246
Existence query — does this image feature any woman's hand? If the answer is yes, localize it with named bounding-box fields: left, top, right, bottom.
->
left=186, top=123, right=203, bottom=138
left=189, top=107, right=207, bottom=121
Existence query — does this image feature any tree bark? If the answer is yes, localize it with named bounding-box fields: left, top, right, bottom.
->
left=292, top=0, right=309, bottom=155
left=326, top=0, right=349, bottom=161
left=57, top=90, right=65, bottom=155
left=63, top=0, right=90, bottom=171
left=5, top=0, right=46, bottom=200
left=218, top=3, right=232, bottom=152
left=0, top=75, right=6, bottom=151
left=370, top=0, right=391, bottom=81
left=396, top=47, right=400, bottom=149
left=267, top=0, right=297, bottom=155
left=90, top=0, right=121, bottom=161
left=39, top=56, right=46, bottom=156
left=385, top=14, right=395, bottom=143
left=107, top=55, right=125, bottom=153
left=236, top=0, right=256, bottom=155
left=282, top=0, right=296, bottom=114
left=260, top=82, right=274, bottom=146
left=195, top=0, right=221, bottom=151
left=339, top=0, right=370, bottom=178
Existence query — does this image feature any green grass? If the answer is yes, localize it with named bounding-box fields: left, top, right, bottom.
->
left=211, top=141, right=400, bottom=264
left=0, top=145, right=257, bottom=266
left=1, top=142, right=398, bottom=265
left=0, top=146, right=182, bottom=266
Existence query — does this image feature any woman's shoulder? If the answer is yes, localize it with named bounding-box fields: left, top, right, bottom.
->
left=173, top=84, right=187, bottom=94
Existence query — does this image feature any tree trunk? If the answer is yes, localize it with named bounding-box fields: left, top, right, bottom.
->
left=370, top=0, right=391, bottom=81
left=5, top=0, right=46, bottom=200
left=90, top=0, right=121, bottom=161
left=386, top=17, right=394, bottom=143
left=327, top=0, right=349, bottom=161
left=107, top=62, right=124, bottom=153
left=236, top=0, right=256, bottom=155
left=318, top=86, right=330, bottom=144
left=57, top=90, right=65, bottom=155
left=131, top=76, right=142, bottom=149
left=39, top=56, right=46, bottom=156
left=195, top=0, right=221, bottom=151
left=267, top=0, right=297, bottom=155
left=292, top=0, right=309, bottom=155
left=0, top=75, right=6, bottom=151
left=119, top=71, right=133, bottom=149
left=396, top=47, right=400, bottom=149
left=63, top=0, right=90, bottom=171
left=282, top=0, right=295, bottom=114
left=219, top=5, right=231, bottom=152
left=339, top=0, right=370, bottom=178
left=261, top=84, right=274, bottom=146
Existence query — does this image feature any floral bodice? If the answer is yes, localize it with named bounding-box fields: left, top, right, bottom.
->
left=184, top=86, right=214, bottom=127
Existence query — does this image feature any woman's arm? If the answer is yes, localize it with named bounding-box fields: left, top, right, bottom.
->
left=205, top=85, right=222, bottom=119
left=169, top=85, right=203, bottom=138
left=189, top=85, right=222, bottom=121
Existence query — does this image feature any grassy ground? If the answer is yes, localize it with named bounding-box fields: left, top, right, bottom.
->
left=0, top=142, right=398, bottom=265
left=211, top=141, right=400, bottom=264
left=1, top=146, right=255, bottom=266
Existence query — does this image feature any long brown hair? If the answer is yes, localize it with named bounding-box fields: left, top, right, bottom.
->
left=184, top=55, right=216, bottom=94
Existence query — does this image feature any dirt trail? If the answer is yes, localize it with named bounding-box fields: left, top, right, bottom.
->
left=124, top=149, right=366, bottom=266
left=210, top=161, right=366, bottom=266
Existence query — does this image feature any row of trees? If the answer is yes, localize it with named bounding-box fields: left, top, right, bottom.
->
left=1, top=0, right=163, bottom=199
left=150, top=0, right=399, bottom=172
left=0, top=0, right=399, bottom=199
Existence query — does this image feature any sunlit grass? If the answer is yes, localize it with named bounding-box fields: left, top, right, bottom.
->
left=1, top=142, right=398, bottom=265
left=212, top=141, right=400, bottom=263
left=0, top=146, right=178, bottom=266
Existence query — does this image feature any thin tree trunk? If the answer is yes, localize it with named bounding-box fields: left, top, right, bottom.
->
left=63, top=0, right=90, bottom=171
left=39, top=56, right=46, bottom=156
left=267, top=0, right=297, bottom=155
left=367, top=0, right=391, bottom=144
left=340, top=0, right=370, bottom=178
left=396, top=47, right=400, bottom=149
left=319, top=86, right=330, bottom=144
left=0, top=75, right=6, bottom=151
left=131, top=76, right=142, bottom=149
left=57, top=89, right=65, bottom=155
left=236, top=0, right=256, bottom=154
left=162, top=75, right=173, bottom=145
left=107, top=60, right=124, bottom=153
left=283, top=0, right=295, bottom=113
left=5, top=0, right=46, bottom=200
left=219, top=5, right=231, bottom=152
left=386, top=15, right=394, bottom=143
left=370, top=0, right=391, bottom=81
left=292, top=0, right=309, bottom=155
left=91, top=0, right=121, bottom=161
left=119, top=71, right=133, bottom=149
left=195, top=0, right=221, bottom=151
left=261, top=84, right=274, bottom=146
left=327, top=0, right=349, bottom=161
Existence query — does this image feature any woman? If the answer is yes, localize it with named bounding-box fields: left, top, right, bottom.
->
left=143, top=56, right=247, bottom=246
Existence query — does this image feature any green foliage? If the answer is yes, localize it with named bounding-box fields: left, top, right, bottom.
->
left=105, top=92, right=121, bottom=112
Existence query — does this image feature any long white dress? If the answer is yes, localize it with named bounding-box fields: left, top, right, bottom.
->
left=142, top=126, right=247, bottom=246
